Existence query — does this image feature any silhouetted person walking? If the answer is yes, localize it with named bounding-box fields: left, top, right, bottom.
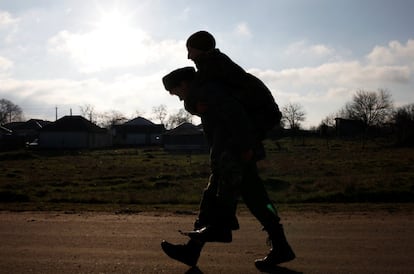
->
left=161, top=62, right=295, bottom=270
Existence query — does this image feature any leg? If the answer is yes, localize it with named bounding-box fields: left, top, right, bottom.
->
left=186, top=152, right=242, bottom=242
left=240, top=162, right=295, bottom=269
left=161, top=171, right=235, bottom=265
left=240, top=162, right=281, bottom=229
left=196, top=173, right=239, bottom=230
left=185, top=174, right=234, bottom=243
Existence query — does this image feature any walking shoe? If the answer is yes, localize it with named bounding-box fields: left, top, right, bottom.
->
left=161, top=240, right=200, bottom=266
left=182, top=226, right=232, bottom=243
left=254, top=244, right=296, bottom=271
left=255, top=224, right=295, bottom=271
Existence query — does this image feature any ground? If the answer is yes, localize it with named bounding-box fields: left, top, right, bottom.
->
left=1, top=208, right=413, bottom=274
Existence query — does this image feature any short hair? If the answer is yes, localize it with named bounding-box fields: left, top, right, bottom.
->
left=162, top=67, right=196, bottom=90
left=186, top=31, right=216, bottom=51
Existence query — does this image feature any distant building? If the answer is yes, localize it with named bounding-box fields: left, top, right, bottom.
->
left=112, top=117, right=165, bottom=146
left=1, top=119, right=51, bottom=150
left=3, top=119, right=50, bottom=142
left=163, top=123, right=208, bottom=152
left=0, top=125, right=14, bottom=150
left=39, top=115, right=111, bottom=149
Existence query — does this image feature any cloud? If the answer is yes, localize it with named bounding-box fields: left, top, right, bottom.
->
left=234, top=22, right=252, bottom=38
left=366, top=39, right=414, bottom=67
left=0, top=10, right=19, bottom=27
left=0, top=10, right=19, bottom=43
left=48, top=27, right=187, bottom=73
left=0, top=71, right=184, bottom=121
left=0, top=55, right=13, bottom=80
left=250, top=60, right=410, bottom=95
left=281, top=40, right=343, bottom=68
left=248, top=40, right=413, bottom=126
left=285, top=40, right=335, bottom=58
left=0, top=56, right=13, bottom=73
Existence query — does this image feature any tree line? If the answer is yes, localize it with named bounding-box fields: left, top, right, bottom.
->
left=2, top=88, right=414, bottom=141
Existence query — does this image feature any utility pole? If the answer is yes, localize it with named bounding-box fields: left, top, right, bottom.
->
left=55, top=106, right=58, bottom=121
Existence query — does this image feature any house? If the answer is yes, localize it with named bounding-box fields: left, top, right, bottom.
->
left=3, top=119, right=50, bottom=141
left=1, top=119, right=50, bottom=150
left=0, top=125, right=14, bottom=150
left=39, top=115, right=111, bottom=149
left=163, top=123, right=208, bottom=152
left=112, top=117, right=165, bottom=146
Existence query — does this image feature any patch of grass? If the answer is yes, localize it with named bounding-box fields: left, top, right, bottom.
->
left=0, top=139, right=414, bottom=211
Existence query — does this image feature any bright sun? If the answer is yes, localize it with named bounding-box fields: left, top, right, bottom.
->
left=79, top=9, right=150, bottom=72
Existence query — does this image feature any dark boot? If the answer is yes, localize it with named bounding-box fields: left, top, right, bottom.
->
left=255, top=224, right=295, bottom=271
left=161, top=240, right=202, bottom=266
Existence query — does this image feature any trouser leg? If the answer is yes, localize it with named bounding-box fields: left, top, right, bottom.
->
left=240, top=162, right=280, bottom=231
left=196, top=174, right=218, bottom=229
left=186, top=171, right=236, bottom=243
left=239, top=162, right=295, bottom=268
left=194, top=173, right=239, bottom=230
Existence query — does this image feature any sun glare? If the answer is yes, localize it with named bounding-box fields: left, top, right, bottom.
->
left=95, top=10, right=130, bottom=35
left=79, top=8, right=151, bottom=72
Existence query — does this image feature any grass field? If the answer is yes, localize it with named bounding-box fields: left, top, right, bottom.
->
left=1, top=138, right=413, bottom=212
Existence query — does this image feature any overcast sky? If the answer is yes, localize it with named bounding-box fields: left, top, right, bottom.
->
left=1, top=0, right=413, bottom=128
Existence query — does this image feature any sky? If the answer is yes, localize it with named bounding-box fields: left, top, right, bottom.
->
left=1, top=0, right=413, bottom=128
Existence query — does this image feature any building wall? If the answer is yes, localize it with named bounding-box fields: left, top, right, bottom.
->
left=163, top=134, right=208, bottom=152
left=39, top=131, right=111, bottom=149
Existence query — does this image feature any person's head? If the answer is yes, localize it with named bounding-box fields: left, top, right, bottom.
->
left=162, top=67, right=196, bottom=101
left=186, top=30, right=216, bottom=61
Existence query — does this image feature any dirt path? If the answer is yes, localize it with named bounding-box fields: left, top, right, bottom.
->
left=1, top=209, right=413, bottom=274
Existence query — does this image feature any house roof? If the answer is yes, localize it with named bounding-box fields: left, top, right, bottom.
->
left=41, top=116, right=106, bottom=133
left=124, top=117, right=154, bottom=126
left=113, top=116, right=165, bottom=133
left=164, top=123, right=204, bottom=136
left=3, top=119, right=50, bottom=131
left=0, top=125, right=12, bottom=134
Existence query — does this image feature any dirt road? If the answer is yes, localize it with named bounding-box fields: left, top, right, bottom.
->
left=1, top=208, right=413, bottom=274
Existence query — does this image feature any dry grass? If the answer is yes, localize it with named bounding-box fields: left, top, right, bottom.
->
left=1, top=138, right=413, bottom=211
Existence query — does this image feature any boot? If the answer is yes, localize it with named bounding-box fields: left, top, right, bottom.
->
left=255, top=224, right=295, bottom=271
left=161, top=240, right=202, bottom=266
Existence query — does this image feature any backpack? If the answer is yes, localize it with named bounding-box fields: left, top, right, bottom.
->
left=195, top=49, right=282, bottom=139
left=232, top=73, right=282, bottom=139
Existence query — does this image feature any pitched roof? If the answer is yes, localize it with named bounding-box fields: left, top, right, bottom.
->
left=41, top=116, right=106, bottom=133
left=3, top=119, right=50, bottom=131
left=0, top=125, right=12, bottom=134
left=164, top=123, right=203, bottom=136
left=124, top=117, right=154, bottom=126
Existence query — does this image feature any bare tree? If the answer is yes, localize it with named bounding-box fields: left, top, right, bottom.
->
left=282, top=103, right=306, bottom=129
left=393, top=103, right=414, bottom=123
left=393, top=103, right=414, bottom=145
left=0, top=98, right=24, bottom=124
left=344, top=89, right=393, bottom=127
left=152, top=104, right=167, bottom=125
left=99, top=110, right=128, bottom=128
left=320, top=113, right=337, bottom=128
left=79, top=104, right=98, bottom=123
left=132, top=109, right=145, bottom=118
left=166, top=108, right=193, bottom=129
